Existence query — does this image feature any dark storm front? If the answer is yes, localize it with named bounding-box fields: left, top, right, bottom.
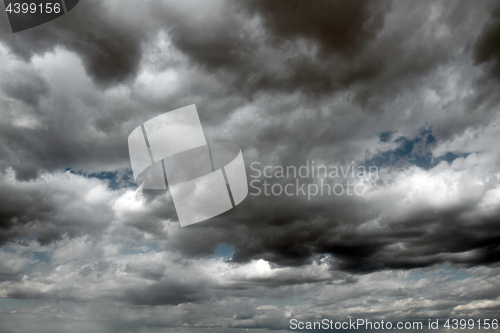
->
left=3, top=0, right=79, bottom=32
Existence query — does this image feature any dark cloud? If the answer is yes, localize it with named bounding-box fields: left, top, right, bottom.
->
left=0, top=123, right=131, bottom=181
left=474, top=5, right=500, bottom=80
left=242, top=0, right=388, bottom=56
left=179, top=193, right=500, bottom=274
left=0, top=0, right=496, bottom=275
left=0, top=0, right=146, bottom=86
left=0, top=173, right=114, bottom=245
left=164, top=9, right=253, bottom=72
left=0, top=1, right=499, bottom=331
left=123, top=281, right=208, bottom=306
left=134, top=0, right=392, bottom=98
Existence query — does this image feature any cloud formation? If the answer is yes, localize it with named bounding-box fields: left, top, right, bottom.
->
left=0, top=0, right=500, bottom=332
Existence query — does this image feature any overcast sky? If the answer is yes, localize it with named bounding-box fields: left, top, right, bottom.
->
left=1, top=1, right=500, bottom=332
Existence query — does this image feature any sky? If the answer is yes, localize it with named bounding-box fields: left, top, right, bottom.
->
left=0, top=0, right=500, bottom=332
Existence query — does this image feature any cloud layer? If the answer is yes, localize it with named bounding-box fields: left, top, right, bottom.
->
left=0, top=0, right=500, bottom=331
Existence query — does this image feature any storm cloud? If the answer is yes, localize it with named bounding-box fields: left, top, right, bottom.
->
left=0, top=0, right=500, bottom=332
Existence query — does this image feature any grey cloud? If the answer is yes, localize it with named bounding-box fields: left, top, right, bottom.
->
left=0, top=250, right=31, bottom=282
left=0, top=60, right=142, bottom=180
left=0, top=0, right=497, bottom=275
left=0, top=0, right=147, bottom=87
left=0, top=172, right=116, bottom=245
left=475, top=5, right=500, bottom=80
left=123, top=281, right=208, bottom=306
left=164, top=7, right=254, bottom=72
left=0, top=0, right=490, bottom=182
left=0, top=68, right=50, bottom=107
left=2, top=244, right=500, bottom=332
left=242, top=0, right=388, bottom=56
left=0, top=1, right=499, bottom=331
left=141, top=0, right=389, bottom=97
left=158, top=150, right=500, bottom=274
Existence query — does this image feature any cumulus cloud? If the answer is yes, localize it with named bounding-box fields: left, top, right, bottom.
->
left=0, top=170, right=117, bottom=245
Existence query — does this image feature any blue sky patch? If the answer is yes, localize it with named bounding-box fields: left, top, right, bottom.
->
left=206, top=244, right=235, bottom=260
left=67, top=168, right=135, bottom=189
left=366, top=127, right=469, bottom=170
